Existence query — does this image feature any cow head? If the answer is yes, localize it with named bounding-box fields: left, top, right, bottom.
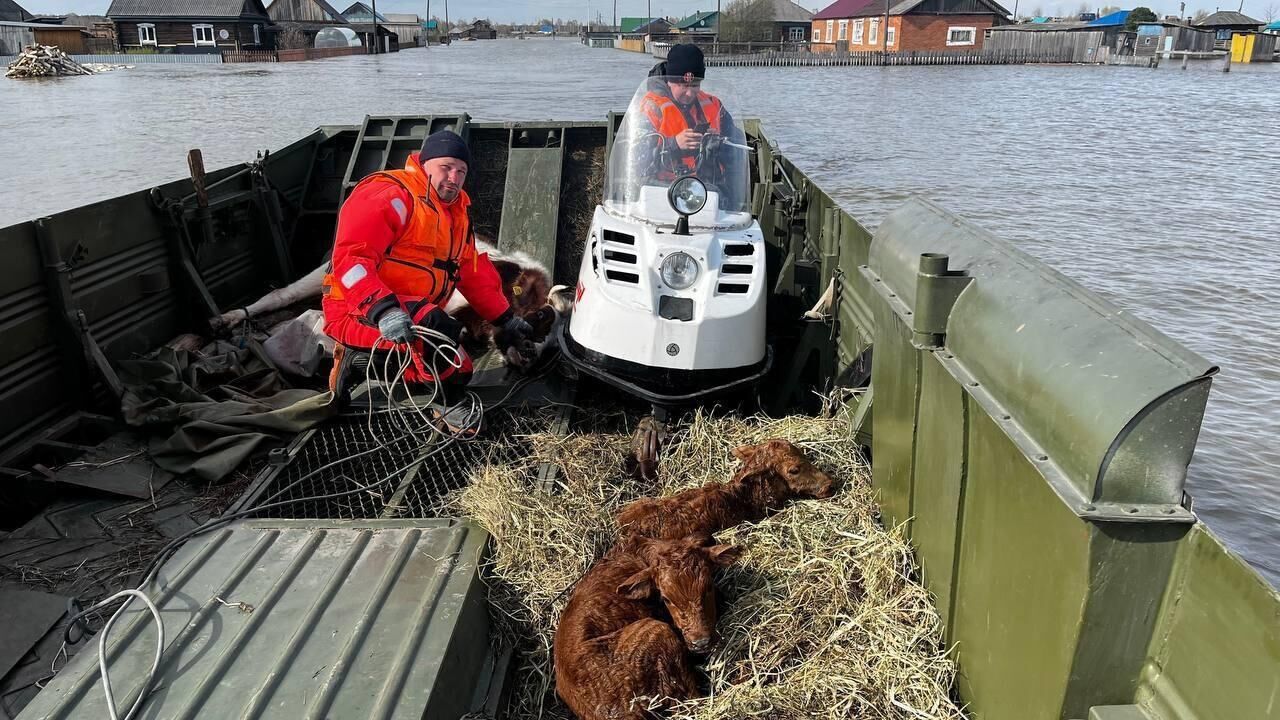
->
left=617, top=534, right=742, bottom=654
left=732, top=439, right=835, bottom=499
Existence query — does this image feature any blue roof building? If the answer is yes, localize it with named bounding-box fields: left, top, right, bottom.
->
left=1087, top=9, right=1130, bottom=27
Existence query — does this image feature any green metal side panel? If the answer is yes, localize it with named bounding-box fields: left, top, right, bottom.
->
left=1136, top=525, right=1280, bottom=720
left=951, top=409, right=1091, bottom=720
left=869, top=301, right=918, bottom=531
left=497, top=142, right=565, bottom=272
left=18, top=519, right=495, bottom=720
left=872, top=198, right=1215, bottom=521
left=341, top=115, right=471, bottom=200
left=911, top=351, right=966, bottom=635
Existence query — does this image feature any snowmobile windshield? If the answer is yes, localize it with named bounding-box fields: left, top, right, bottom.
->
left=604, top=77, right=752, bottom=230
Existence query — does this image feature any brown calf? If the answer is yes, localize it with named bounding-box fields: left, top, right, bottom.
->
left=617, top=439, right=835, bottom=546
left=554, top=535, right=742, bottom=720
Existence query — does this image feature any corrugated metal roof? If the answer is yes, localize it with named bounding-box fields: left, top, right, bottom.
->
left=106, top=0, right=268, bottom=18
left=815, top=0, right=1008, bottom=20
left=1195, top=10, right=1261, bottom=26
left=17, top=519, right=497, bottom=720
left=675, top=10, right=717, bottom=28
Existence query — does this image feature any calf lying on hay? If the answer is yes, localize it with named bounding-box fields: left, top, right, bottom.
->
left=454, top=408, right=963, bottom=720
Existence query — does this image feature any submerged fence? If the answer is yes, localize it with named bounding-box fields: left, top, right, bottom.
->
left=705, top=48, right=1083, bottom=66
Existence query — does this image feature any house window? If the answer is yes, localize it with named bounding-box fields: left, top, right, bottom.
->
left=826, top=19, right=834, bottom=38
left=869, top=18, right=879, bottom=44
left=887, top=24, right=896, bottom=45
left=252, top=23, right=261, bottom=44
left=790, top=26, right=805, bottom=41
left=137, top=23, right=156, bottom=45
left=946, top=26, right=976, bottom=45
left=193, top=24, right=216, bottom=46
left=837, top=19, right=848, bottom=40
left=813, top=27, right=821, bottom=42
left=852, top=19, right=864, bottom=43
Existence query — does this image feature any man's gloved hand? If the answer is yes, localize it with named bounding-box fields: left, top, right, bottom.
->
left=501, top=312, right=534, bottom=340
left=376, top=307, right=414, bottom=344
left=420, top=307, right=463, bottom=345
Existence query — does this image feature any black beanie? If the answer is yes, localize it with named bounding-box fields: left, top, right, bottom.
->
left=665, top=43, right=705, bottom=80
left=419, top=129, right=471, bottom=167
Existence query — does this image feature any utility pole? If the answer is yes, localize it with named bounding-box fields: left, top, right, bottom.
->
left=426, top=0, right=431, bottom=46
left=613, top=0, right=617, bottom=30
left=883, top=0, right=889, bottom=53
left=371, top=0, right=381, bottom=53
left=444, top=0, right=449, bottom=43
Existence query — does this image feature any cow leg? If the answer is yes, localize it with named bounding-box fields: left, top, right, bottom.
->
left=211, top=263, right=327, bottom=330
left=628, top=409, right=670, bottom=482
left=610, top=618, right=698, bottom=717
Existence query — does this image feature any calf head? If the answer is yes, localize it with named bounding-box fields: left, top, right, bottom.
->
left=732, top=439, right=835, bottom=499
left=617, top=534, right=743, bottom=654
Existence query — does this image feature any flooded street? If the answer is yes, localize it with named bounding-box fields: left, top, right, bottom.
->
left=2, top=40, right=1278, bottom=584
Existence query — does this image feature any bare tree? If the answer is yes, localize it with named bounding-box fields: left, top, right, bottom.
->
left=718, top=0, right=774, bottom=43
left=1191, top=8, right=1210, bottom=22
left=278, top=23, right=309, bottom=50
left=1264, top=2, right=1279, bottom=22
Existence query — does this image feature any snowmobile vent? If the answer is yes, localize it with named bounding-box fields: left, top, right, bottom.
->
left=603, top=229, right=635, bottom=245
left=723, top=243, right=754, bottom=256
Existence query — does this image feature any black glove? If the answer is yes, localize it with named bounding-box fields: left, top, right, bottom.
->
left=420, top=306, right=463, bottom=345
left=375, top=307, right=413, bottom=344
left=494, top=310, right=536, bottom=368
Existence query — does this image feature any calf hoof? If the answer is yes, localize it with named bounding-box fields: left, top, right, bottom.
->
left=629, top=416, right=667, bottom=482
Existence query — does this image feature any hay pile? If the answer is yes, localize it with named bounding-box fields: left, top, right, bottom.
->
left=454, top=408, right=963, bottom=720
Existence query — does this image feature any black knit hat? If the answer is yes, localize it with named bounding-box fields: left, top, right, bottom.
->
left=665, top=43, right=705, bottom=80
left=419, top=129, right=471, bottom=167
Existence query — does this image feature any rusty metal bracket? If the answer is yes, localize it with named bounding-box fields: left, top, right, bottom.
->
left=250, top=151, right=296, bottom=285
left=34, top=218, right=125, bottom=402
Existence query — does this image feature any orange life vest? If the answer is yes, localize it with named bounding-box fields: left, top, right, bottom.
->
left=325, top=158, right=473, bottom=308
left=641, top=90, right=724, bottom=176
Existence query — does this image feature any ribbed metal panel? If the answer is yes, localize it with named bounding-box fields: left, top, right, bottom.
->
left=18, top=519, right=495, bottom=720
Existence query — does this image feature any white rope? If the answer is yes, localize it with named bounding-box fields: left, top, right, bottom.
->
left=83, top=589, right=164, bottom=720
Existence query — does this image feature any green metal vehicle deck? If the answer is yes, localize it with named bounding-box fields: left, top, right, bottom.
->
left=0, top=113, right=1276, bottom=720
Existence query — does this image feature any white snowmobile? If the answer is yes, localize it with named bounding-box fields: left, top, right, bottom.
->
left=558, top=77, right=769, bottom=475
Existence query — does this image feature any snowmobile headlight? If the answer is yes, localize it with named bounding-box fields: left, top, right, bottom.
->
left=660, top=252, right=700, bottom=290
left=668, top=176, right=707, bottom=216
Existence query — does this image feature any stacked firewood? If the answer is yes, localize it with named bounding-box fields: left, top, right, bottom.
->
left=5, top=44, right=94, bottom=78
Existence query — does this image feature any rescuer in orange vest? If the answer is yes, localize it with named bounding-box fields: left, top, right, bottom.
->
left=637, top=43, right=744, bottom=193
left=322, top=130, right=531, bottom=391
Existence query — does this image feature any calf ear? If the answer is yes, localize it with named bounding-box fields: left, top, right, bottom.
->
left=617, top=569, right=655, bottom=600
left=731, top=444, right=759, bottom=463
left=705, top=544, right=744, bottom=567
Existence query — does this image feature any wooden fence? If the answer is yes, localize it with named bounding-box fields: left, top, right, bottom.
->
left=220, top=46, right=364, bottom=63
left=704, top=48, right=1081, bottom=66
left=984, top=29, right=1106, bottom=64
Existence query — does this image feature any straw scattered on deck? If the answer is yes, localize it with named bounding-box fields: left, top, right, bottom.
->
left=454, top=407, right=964, bottom=720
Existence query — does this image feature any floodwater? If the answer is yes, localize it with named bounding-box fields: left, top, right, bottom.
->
left=1, top=40, right=1278, bottom=584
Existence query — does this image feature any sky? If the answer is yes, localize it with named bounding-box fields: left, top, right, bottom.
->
left=17, top=0, right=1277, bottom=23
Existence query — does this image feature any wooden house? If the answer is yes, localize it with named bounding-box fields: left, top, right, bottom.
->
left=1195, top=10, right=1262, bottom=49
left=767, top=0, right=815, bottom=42
left=107, top=0, right=276, bottom=52
left=0, top=0, right=32, bottom=22
left=266, top=0, right=348, bottom=45
left=675, top=10, right=718, bottom=34
left=620, top=16, right=674, bottom=35
left=1134, top=20, right=1213, bottom=56
left=382, top=13, right=422, bottom=46
left=812, top=0, right=1010, bottom=51
left=461, top=18, right=497, bottom=39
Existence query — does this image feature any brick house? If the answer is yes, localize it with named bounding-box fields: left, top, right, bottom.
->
left=812, top=0, right=1010, bottom=51
left=108, top=0, right=276, bottom=52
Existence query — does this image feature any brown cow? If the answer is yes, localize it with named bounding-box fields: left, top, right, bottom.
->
left=554, top=534, right=743, bottom=720
left=617, top=439, right=835, bottom=547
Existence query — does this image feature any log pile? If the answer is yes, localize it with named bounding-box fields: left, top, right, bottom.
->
left=5, top=44, right=94, bottom=78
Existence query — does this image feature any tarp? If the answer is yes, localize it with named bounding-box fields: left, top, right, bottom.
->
left=117, top=341, right=335, bottom=482
left=1088, top=10, right=1130, bottom=26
